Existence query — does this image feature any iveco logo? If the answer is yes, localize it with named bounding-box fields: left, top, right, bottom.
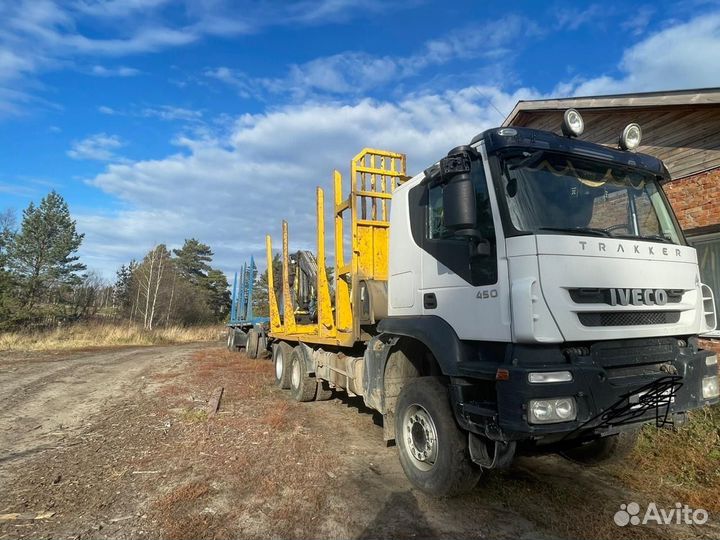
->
left=609, top=288, right=668, bottom=306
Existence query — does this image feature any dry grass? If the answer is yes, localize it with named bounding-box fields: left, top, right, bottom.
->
left=0, top=321, right=222, bottom=351
left=611, top=405, right=720, bottom=512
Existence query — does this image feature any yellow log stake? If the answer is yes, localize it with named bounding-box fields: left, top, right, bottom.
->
left=281, top=220, right=296, bottom=333
left=265, top=235, right=282, bottom=332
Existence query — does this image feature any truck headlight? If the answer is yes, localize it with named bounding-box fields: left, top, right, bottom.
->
left=528, top=397, right=577, bottom=424
left=702, top=376, right=719, bottom=399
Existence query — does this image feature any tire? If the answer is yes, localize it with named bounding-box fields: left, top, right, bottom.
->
left=315, top=380, right=333, bottom=401
left=290, top=347, right=317, bottom=402
left=273, top=342, right=293, bottom=389
left=395, top=377, right=481, bottom=497
left=246, top=328, right=259, bottom=359
left=226, top=328, right=236, bottom=351
left=560, top=429, right=640, bottom=466
left=257, top=335, right=269, bottom=359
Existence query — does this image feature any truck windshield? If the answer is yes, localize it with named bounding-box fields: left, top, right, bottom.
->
left=498, top=151, right=683, bottom=244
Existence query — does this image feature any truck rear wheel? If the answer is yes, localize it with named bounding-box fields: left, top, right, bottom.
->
left=246, top=328, right=259, bottom=359
left=560, top=429, right=640, bottom=465
left=315, top=380, right=333, bottom=401
left=395, top=377, right=481, bottom=497
left=273, top=342, right=293, bottom=389
left=290, top=347, right=317, bottom=402
left=257, top=335, right=269, bottom=359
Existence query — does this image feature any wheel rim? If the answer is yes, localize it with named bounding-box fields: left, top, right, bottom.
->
left=291, top=357, right=301, bottom=389
left=275, top=349, right=283, bottom=380
left=402, top=404, right=439, bottom=472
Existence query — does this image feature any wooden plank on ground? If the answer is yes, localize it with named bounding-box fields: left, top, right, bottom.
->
left=207, top=386, right=224, bottom=416
left=0, top=511, right=55, bottom=521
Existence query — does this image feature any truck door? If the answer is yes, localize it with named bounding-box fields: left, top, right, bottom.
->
left=419, top=146, right=511, bottom=342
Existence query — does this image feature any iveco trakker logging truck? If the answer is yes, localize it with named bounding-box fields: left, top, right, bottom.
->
left=255, top=109, right=719, bottom=496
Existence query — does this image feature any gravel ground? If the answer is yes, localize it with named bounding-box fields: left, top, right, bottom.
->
left=0, top=343, right=717, bottom=539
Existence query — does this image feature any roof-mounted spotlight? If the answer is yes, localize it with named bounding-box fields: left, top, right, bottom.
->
left=561, top=109, right=584, bottom=138
left=619, top=123, right=642, bottom=151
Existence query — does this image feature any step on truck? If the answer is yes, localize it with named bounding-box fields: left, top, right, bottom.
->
left=262, top=110, right=720, bottom=497
left=227, top=256, right=269, bottom=359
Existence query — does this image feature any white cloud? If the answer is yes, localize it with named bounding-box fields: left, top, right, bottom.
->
left=559, top=13, right=720, bottom=96
left=1, top=0, right=407, bottom=115
left=79, top=85, right=538, bottom=277
left=555, top=4, right=608, bottom=31
left=90, top=65, right=141, bottom=77
left=140, top=105, right=203, bottom=122
left=621, top=6, right=654, bottom=36
left=67, top=133, right=126, bottom=162
left=207, top=16, right=537, bottom=98
left=98, top=105, right=117, bottom=115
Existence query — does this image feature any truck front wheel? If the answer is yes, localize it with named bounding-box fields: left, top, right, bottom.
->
left=560, top=429, right=640, bottom=465
left=395, top=377, right=481, bottom=497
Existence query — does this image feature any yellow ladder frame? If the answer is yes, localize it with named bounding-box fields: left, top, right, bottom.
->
left=267, top=148, right=407, bottom=347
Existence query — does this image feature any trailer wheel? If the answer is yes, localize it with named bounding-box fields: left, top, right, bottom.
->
left=257, top=335, right=269, bottom=359
left=246, top=328, right=259, bottom=359
left=226, top=328, right=236, bottom=351
left=395, top=377, right=480, bottom=497
left=560, top=429, right=640, bottom=465
left=273, top=342, right=293, bottom=389
left=315, top=380, right=333, bottom=401
left=290, top=347, right=317, bottom=402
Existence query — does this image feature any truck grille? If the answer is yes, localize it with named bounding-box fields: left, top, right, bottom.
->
left=578, top=311, right=682, bottom=327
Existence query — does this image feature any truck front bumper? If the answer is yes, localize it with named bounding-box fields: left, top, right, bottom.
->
left=452, top=337, right=719, bottom=444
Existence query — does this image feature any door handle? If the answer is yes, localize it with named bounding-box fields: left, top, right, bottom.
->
left=424, top=293, right=437, bottom=309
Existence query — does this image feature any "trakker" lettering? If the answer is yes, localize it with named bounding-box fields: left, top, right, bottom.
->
left=578, top=241, right=682, bottom=257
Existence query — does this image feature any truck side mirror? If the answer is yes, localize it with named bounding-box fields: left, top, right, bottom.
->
left=441, top=151, right=478, bottom=235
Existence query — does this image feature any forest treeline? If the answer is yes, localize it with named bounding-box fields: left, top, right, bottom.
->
left=0, top=191, right=230, bottom=330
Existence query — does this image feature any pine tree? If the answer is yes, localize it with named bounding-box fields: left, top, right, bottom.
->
left=254, top=253, right=282, bottom=317
left=173, top=238, right=213, bottom=286
left=9, top=191, right=86, bottom=310
left=0, top=209, right=18, bottom=326
left=205, top=268, right=231, bottom=319
left=113, top=261, right=136, bottom=316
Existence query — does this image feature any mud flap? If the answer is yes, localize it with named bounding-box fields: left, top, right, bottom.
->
left=468, top=433, right=515, bottom=469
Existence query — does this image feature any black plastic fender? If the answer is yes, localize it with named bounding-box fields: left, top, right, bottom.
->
left=376, top=315, right=475, bottom=376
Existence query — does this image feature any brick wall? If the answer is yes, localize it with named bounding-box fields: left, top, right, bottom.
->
left=663, top=168, right=720, bottom=232
left=666, top=168, right=720, bottom=351
left=700, top=339, right=720, bottom=353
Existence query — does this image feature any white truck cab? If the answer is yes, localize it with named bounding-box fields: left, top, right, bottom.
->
left=371, top=112, right=719, bottom=495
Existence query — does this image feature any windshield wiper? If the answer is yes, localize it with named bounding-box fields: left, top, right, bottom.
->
left=508, top=150, right=545, bottom=170
left=615, top=233, right=675, bottom=244
left=537, top=226, right=611, bottom=237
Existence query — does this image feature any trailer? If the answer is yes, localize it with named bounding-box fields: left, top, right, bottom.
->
left=261, top=116, right=719, bottom=497
left=226, top=256, right=269, bottom=359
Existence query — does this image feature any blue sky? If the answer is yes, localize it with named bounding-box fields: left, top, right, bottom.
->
left=2, top=0, right=720, bottom=279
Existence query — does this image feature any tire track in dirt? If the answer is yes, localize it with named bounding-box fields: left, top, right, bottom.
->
left=0, top=344, right=203, bottom=467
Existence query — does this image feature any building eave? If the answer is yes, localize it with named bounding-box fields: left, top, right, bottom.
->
left=502, top=87, right=720, bottom=127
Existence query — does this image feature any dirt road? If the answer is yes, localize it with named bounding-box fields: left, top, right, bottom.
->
left=0, top=344, right=717, bottom=539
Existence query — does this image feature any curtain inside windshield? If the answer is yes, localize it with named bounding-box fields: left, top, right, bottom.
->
left=501, top=153, right=681, bottom=243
